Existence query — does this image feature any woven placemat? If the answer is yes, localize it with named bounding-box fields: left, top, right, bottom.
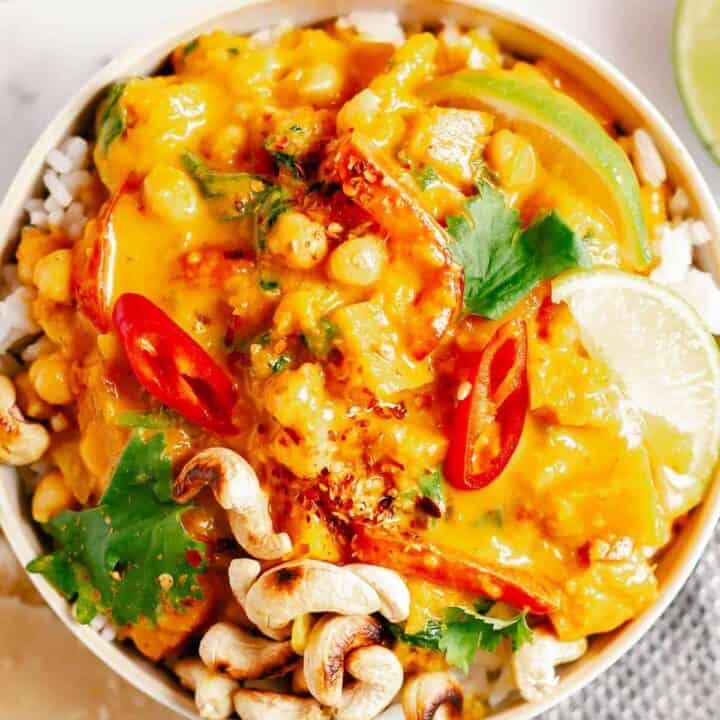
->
left=542, top=528, right=720, bottom=720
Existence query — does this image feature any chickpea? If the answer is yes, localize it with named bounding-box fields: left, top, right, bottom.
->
left=267, top=211, right=328, bottom=269
left=28, top=352, right=73, bottom=406
left=32, top=471, right=75, bottom=523
left=210, top=124, right=248, bottom=166
left=486, top=129, right=538, bottom=194
left=33, top=248, right=73, bottom=303
left=143, top=164, right=200, bottom=223
left=14, top=371, right=52, bottom=419
left=328, top=234, right=387, bottom=287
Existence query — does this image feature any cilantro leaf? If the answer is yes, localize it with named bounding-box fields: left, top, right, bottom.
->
left=265, top=146, right=302, bottom=179
left=418, top=468, right=445, bottom=511
left=115, top=408, right=175, bottom=429
left=28, top=434, right=207, bottom=627
left=391, top=602, right=533, bottom=673
left=259, top=277, right=280, bottom=292
left=389, top=619, right=444, bottom=650
left=97, top=82, right=127, bottom=154
left=182, top=38, right=199, bottom=57
left=447, top=182, right=590, bottom=319
left=302, top=317, right=337, bottom=359
left=413, top=165, right=440, bottom=190
left=269, top=354, right=291, bottom=373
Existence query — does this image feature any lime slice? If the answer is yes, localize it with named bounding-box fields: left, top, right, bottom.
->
left=552, top=269, right=720, bottom=518
left=675, top=0, right=720, bottom=163
left=422, top=70, right=650, bottom=270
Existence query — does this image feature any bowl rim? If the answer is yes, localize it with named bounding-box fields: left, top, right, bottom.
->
left=1, top=1, right=720, bottom=719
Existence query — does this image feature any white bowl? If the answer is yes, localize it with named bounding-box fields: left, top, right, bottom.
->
left=1, top=1, right=719, bottom=718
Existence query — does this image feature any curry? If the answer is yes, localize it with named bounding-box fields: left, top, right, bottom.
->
left=4, top=15, right=719, bottom=719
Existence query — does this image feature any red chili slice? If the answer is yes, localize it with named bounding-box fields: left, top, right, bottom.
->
left=113, top=293, right=237, bottom=434
left=445, top=319, right=528, bottom=490
left=352, top=526, right=559, bottom=614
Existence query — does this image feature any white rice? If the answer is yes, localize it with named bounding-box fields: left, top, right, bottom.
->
left=336, top=10, right=406, bottom=46
left=22, top=135, right=90, bottom=238
left=632, top=129, right=667, bottom=187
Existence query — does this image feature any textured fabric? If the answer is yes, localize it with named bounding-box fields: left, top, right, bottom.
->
left=543, top=528, right=720, bottom=720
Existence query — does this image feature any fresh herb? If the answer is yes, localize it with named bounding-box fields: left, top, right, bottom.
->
left=390, top=619, right=444, bottom=650
left=252, top=185, right=292, bottom=251
left=413, top=165, right=440, bottom=191
left=227, top=47, right=240, bottom=56
left=28, top=434, right=207, bottom=627
left=259, top=277, right=280, bottom=292
left=447, top=182, right=590, bottom=319
left=264, top=145, right=302, bottom=179
left=473, top=509, right=503, bottom=528
left=182, top=38, right=199, bottom=57
left=302, top=317, right=337, bottom=358
left=115, top=408, right=174, bottom=429
left=269, top=354, right=291, bottom=373
left=418, top=468, right=445, bottom=511
left=97, top=82, right=127, bottom=154
left=392, top=601, right=533, bottom=673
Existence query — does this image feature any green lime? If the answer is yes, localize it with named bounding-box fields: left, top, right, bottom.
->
left=553, top=269, right=720, bottom=518
left=675, top=0, right=720, bottom=163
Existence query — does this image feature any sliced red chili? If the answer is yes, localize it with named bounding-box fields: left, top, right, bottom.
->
left=113, top=293, right=237, bottom=434
left=445, top=319, right=528, bottom=490
left=352, top=526, right=559, bottom=614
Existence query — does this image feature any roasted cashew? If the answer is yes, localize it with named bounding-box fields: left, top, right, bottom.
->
left=175, top=448, right=291, bottom=560
left=233, top=689, right=330, bottom=720
left=511, top=629, right=587, bottom=703
left=303, top=614, right=383, bottom=706
left=199, top=622, right=296, bottom=680
left=402, top=672, right=463, bottom=720
left=346, top=564, right=410, bottom=623
left=174, top=657, right=238, bottom=720
left=243, top=560, right=381, bottom=640
left=228, top=558, right=262, bottom=605
left=336, top=645, right=404, bottom=720
left=0, top=375, right=49, bottom=465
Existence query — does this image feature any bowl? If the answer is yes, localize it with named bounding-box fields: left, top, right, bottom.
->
left=1, top=1, right=719, bottom=718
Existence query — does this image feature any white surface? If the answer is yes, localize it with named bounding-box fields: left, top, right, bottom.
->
left=0, top=0, right=719, bottom=200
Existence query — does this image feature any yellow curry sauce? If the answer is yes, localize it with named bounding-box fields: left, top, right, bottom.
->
left=15, top=22, right=681, bottom=670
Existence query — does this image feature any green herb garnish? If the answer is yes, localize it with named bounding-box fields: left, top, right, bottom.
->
left=413, top=165, right=440, bottom=190
left=269, top=354, right=291, bottom=373
left=97, top=82, right=127, bottom=154
left=392, top=601, right=533, bottom=673
left=182, top=38, right=199, bottom=57
left=447, top=181, right=590, bottom=319
left=302, top=317, right=337, bottom=358
left=28, top=434, right=207, bottom=627
left=418, top=468, right=445, bottom=511
left=115, top=408, right=175, bottom=429
left=259, top=277, right=280, bottom=292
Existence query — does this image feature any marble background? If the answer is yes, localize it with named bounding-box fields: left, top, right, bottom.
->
left=0, top=1, right=718, bottom=719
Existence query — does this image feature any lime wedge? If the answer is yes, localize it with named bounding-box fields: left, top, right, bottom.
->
left=422, top=70, right=650, bottom=270
left=552, top=269, right=720, bottom=518
left=675, top=0, right=720, bottom=163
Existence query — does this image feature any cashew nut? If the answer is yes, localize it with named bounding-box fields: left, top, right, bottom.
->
left=175, top=448, right=292, bottom=560
left=402, top=672, right=464, bottom=720
left=303, top=614, right=383, bottom=706
left=511, top=629, right=587, bottom=703
left=174, top=657, right=238, bottom=720
left=244, top=560, right=381, bottom=640
left=0, top=375, right=49, bottom=465
left=233, top=689, right=330, bottom=720
left=198, top=622, right=296, bottom=680
left=228, top=558, right=262, bottom=605
left=346, top=564, right=410, bottom=623
left=336, top=645, right=404, bottom=720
